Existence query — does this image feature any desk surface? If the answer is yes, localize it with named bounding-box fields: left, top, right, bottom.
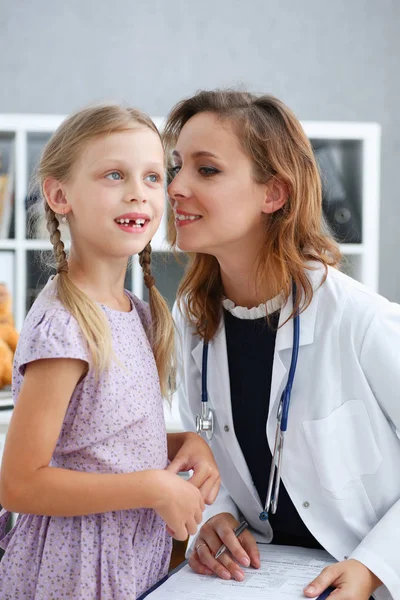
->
left=0, top=391, right=13, bottom=427
left=0, top=395, right=13, bottom=410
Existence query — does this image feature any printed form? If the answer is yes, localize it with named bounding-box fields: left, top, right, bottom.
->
left=148, top=544, right=336, bottom=599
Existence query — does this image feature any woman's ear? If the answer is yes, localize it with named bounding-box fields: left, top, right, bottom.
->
left=42, top=177, right=71, bottom=216
left=261, top=179, right=289, bottom=214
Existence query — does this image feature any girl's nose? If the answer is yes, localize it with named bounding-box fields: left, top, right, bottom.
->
left=124, top=195, right=147, bottom=204
left=124, top=183, right=147, bottom=204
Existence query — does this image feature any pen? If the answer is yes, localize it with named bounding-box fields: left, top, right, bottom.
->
left=316, top=587, right=336, bottom=599
left=214, top=520, right=249, bottom=560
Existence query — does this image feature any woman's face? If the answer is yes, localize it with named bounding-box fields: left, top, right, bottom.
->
left=167, top=112, right=271, bottom=258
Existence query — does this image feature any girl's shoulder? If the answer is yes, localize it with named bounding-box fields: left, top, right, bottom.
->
left=16, top=278, right=90, bottom=374
left=26, top=276, right=66, bottom=314
left=23, top=277, right=79, bottom=334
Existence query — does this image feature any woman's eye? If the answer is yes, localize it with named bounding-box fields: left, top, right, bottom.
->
left=170, top=165, right=181, bottom=178
left=106, top=171, right=122, bottom=181
left=199, top=166, right=219, bottom=176
left=144, top=173, right=161, bottom=183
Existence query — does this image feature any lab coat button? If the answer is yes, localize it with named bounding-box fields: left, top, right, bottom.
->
left=224, top=425, right=230, bottom=432
left=302, top=501, right=310, bottom=508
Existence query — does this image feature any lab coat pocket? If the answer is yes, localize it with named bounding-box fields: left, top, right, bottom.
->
left=303, top=399, right=383, bottom=498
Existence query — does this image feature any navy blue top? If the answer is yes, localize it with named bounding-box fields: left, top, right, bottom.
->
left=224, top=308, right=322, bottom=549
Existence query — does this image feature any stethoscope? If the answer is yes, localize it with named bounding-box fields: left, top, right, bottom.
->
left=196, top=281, right=300, bottom=522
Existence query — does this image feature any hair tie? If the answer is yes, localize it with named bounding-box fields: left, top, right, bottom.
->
left=57, top=260, right=69, bottom=274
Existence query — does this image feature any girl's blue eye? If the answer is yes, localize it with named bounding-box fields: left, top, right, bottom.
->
left=106, top=171, right=122, bottom=180
left=145, top=173, right=160, bottom=183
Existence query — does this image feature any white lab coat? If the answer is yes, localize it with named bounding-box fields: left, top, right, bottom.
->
left=172, top=265, right=400, bottom=600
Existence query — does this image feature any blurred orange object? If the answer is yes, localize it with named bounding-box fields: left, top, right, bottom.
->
left=0, top=282, right=18, bottom=388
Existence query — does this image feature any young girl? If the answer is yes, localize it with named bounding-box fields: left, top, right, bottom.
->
left=0, top=105, right=219, bottom=599
left=164, top=90, right=399, bottom=600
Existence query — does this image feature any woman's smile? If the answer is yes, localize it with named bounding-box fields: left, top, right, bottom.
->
left=174, top=209, right=202, bottom=227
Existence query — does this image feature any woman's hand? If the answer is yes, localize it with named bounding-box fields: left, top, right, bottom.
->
left=167, top=432, right=220, bottom=504
left=304, top=559, right=382, bottom=599
left=189, top=512, right=260, bottom=581
left=150, top=470, right=205, bottom=541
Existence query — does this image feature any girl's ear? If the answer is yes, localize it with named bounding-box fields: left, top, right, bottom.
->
left=42, top=177, right=72, bottom=216
left=261, top=179, right=289, bottom=214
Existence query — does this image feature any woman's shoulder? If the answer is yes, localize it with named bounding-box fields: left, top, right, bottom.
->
left=323, top=266, right=391, bottom=309
left=172, top=298, right=197, bottom=332
left=314, top=265, right=400, bottom=332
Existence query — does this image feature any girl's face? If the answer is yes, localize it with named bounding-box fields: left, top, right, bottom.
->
left=61, top=128, right=165, bottom=260
left=167, top=112, right=271, bottom=258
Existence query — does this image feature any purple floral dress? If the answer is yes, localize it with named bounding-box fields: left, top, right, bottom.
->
left=0, top=279, right=172, bottom=599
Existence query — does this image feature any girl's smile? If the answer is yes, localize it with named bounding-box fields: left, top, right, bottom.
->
left=114, top=211, right=151, bottom=233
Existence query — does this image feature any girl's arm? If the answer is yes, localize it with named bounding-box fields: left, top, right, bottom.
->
left=0, top=358, right=202, bottom=535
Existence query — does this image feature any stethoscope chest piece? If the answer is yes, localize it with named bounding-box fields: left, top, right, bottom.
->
left=196, top=404, right=214, bottom=441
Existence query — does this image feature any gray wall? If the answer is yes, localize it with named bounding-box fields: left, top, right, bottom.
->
left=1, top=0, right=399, bottom=300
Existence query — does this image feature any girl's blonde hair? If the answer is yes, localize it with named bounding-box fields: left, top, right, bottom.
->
left=163, top=90, right=341, bottom=341
left=37, top=105, right=175, bottom=396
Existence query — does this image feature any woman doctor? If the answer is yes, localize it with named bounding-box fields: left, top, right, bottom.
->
left=163, top=90, right=400, bottom=600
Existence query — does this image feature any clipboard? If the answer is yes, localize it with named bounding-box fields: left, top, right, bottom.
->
left=138, top=561, right=187, bottom=600
left=138, top=561, right=336, bottom=599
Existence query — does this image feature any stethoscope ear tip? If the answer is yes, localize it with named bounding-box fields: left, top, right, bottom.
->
left=259, top=511, right=269, bottom=521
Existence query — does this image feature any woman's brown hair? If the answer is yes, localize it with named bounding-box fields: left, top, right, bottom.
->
left=163, top=90, right=341, bottom=341
left=37, top=105, right=175, bottom=396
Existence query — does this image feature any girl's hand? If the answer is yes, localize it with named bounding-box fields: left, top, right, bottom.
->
left=167, top=432, right=220, bottom=504
left=151, top=470, right=205, bottom=541
left=189, top=512, right=260, bottom=581
left=304, top=559, right=382, bottom=599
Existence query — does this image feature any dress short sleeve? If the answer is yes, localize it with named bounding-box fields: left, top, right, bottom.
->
left=16, top=306, right=90, bottom=376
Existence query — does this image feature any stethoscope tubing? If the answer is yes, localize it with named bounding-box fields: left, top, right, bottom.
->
left=197, top=279, right=300, bottom=514
left=280, top=282, right=299, bottom=432
left=201, top=333, right=209, bottom=405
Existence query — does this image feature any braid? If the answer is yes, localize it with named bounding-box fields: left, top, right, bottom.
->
left=42, top=200, right=112, bottom=377
left=45, top=203, right=68, bottom=274
left=138, top=242, right=176, bottom=397
left=139, top=243, right=155, bottom=289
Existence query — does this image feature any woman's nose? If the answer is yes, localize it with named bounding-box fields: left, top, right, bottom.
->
left=168, top=172, right=190, bottom=202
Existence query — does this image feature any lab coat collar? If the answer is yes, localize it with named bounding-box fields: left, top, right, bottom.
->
left=276, top=265, right=323, bottom=351
left=191, top=264, right=324, bottom=366
left=269, top=265, right=323, bottom=431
